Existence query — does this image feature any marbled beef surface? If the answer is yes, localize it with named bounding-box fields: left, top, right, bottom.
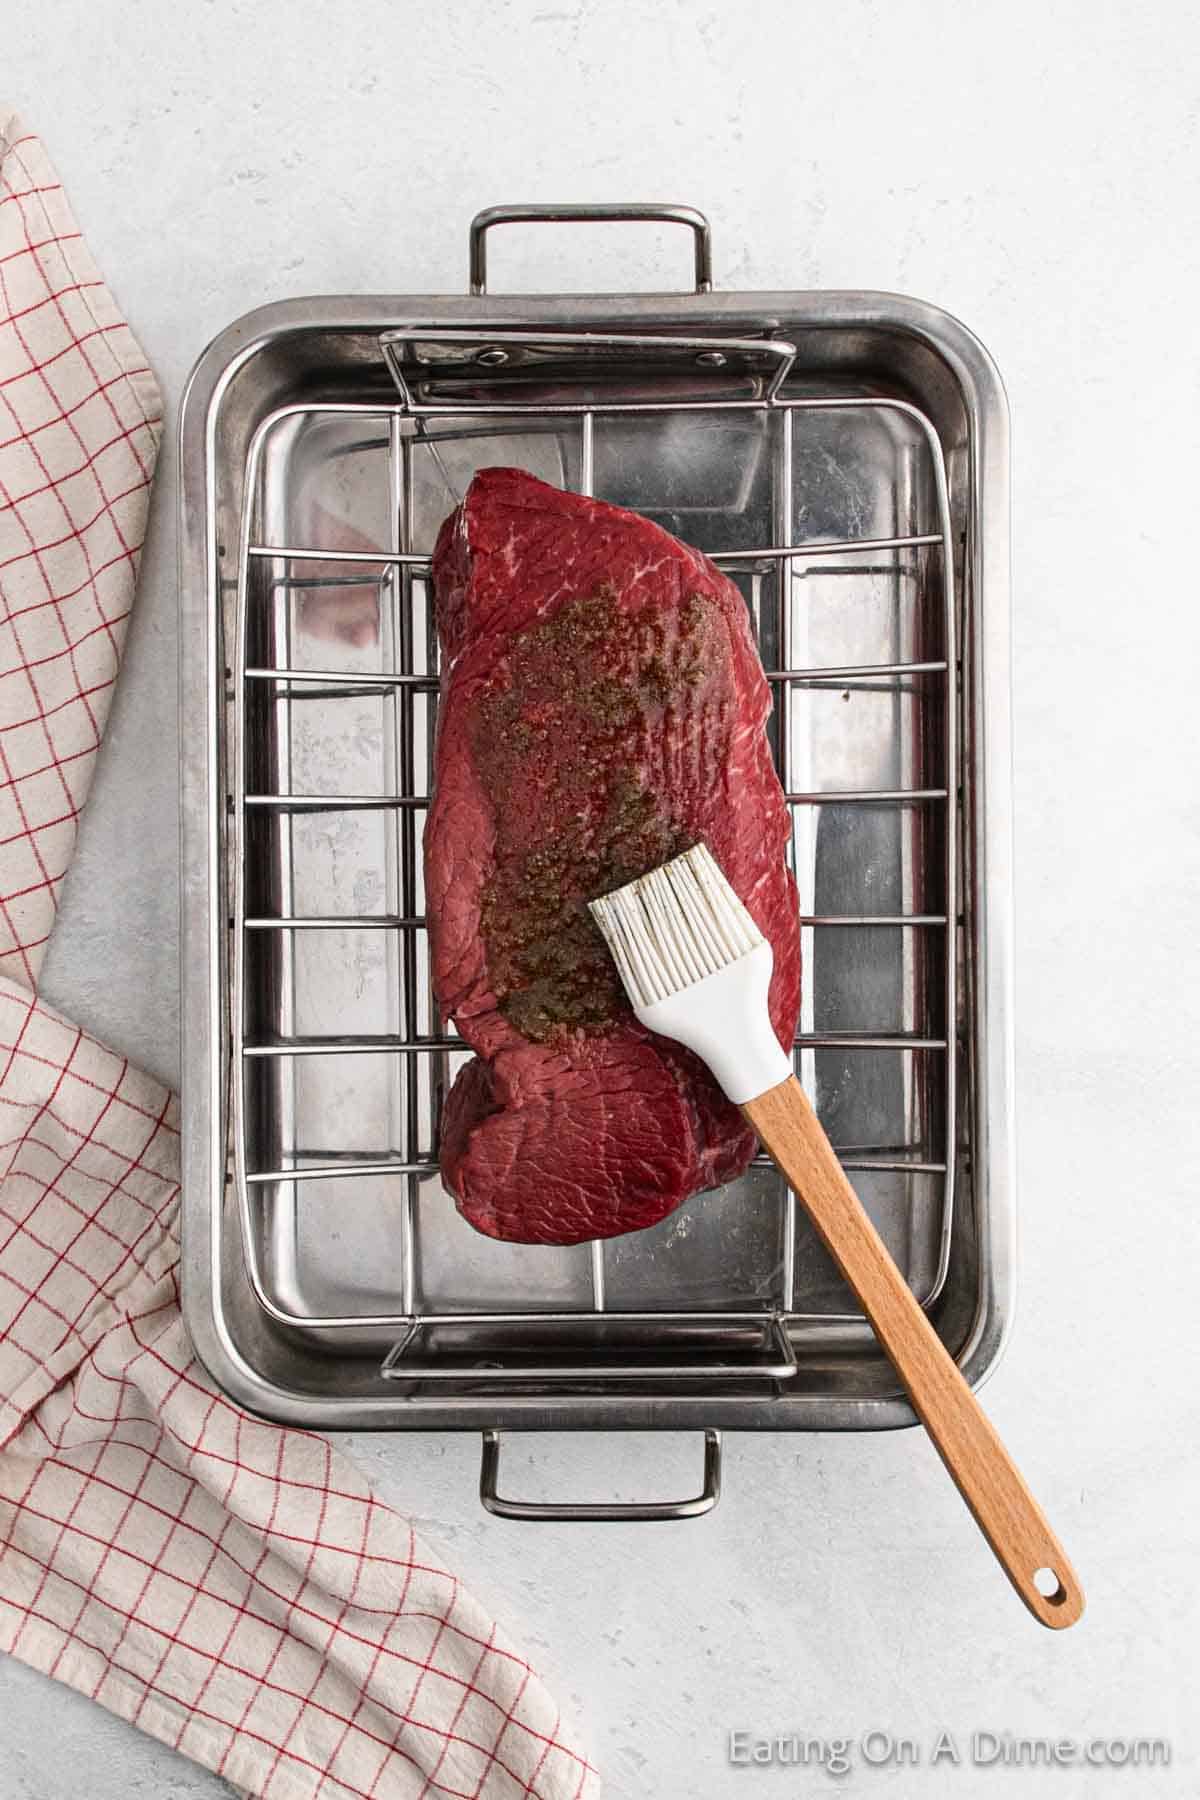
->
left=425, top=468, right=800, bottom=1245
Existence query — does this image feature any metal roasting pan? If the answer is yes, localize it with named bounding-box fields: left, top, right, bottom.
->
left=178, top=206, right=1013, bottom=1519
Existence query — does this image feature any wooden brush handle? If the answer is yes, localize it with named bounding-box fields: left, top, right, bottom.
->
left=743, top=1076, right=1084, bottom=1630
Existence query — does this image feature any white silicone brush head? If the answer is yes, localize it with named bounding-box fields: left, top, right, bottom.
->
left=589, top=843, right=793, bottom=1105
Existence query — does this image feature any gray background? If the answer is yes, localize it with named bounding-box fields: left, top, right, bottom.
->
left=4, top=1, right=1199, bottom=1795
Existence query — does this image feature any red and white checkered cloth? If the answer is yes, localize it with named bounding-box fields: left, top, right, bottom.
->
left=0, top=112, right=598, bottom=1800
left=0, top=112, right=161, bottom=987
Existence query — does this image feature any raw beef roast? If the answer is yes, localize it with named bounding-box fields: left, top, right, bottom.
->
left=426, top=468, right=800, bottom=1244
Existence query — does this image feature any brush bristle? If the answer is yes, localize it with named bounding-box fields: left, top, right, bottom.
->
left=588, top=843, right=764, bottom=1009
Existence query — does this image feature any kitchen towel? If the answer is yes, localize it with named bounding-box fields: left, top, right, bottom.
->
left=0, top=112, right=597, bottom=1800
left=0, top=112, right=161, bottom=989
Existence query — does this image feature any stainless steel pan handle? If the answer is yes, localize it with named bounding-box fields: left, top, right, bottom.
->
left=479, top=1429, right=722, bottom=1521
left=468, top=204, right=714, bottom=296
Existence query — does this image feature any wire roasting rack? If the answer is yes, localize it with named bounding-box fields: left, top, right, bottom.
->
left=228, top=209, right=959, bottom=1397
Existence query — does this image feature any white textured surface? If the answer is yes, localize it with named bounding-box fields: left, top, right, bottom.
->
left=5, top=1, right=1200, bottom=1795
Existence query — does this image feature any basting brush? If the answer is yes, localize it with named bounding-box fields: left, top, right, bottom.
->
left=590, top=842, right=1084, bottom=1630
